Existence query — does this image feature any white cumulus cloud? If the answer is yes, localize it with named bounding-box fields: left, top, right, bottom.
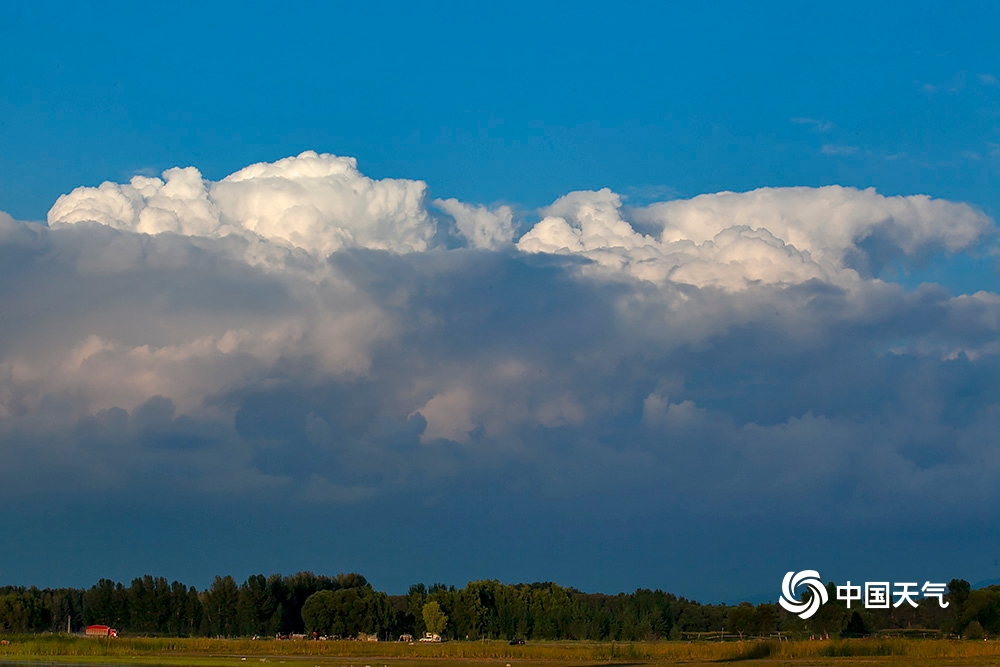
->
left=518, top=185, right=992, bottom=290
left=48, top=151, right=436, bottom=256
left=435, top=198, right=515, bottom=249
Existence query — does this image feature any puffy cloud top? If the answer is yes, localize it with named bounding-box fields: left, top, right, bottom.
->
left=49, top=151, right=435, bottom=255
left=435, top=198, right=515, bottom=250
left=640, top=186, right=989, bottom=257
left=518, top=186, right=992, bottom=290
left=48, top=154, right=992, bottom=292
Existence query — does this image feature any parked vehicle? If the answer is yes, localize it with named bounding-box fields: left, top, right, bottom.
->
left=85, top=625, right=118, bottom=638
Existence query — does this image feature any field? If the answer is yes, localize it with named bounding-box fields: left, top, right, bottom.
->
left=2, top=636, right=1000, bottom=667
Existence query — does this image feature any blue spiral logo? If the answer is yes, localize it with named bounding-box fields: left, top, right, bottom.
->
left=778, top=570, right=828, bottom=619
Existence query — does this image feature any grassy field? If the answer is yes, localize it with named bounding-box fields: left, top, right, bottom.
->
left=2, top=636, right=1000, bottom=667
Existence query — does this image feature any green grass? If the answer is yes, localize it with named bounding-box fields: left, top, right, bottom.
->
left=2, top=635, right=1000, bottom=667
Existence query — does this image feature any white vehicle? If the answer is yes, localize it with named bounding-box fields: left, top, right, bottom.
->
left=418, top=632, right=442, bottom=642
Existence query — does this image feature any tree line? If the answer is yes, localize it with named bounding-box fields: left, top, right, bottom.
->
left=1, top=574, right=997, bottom=640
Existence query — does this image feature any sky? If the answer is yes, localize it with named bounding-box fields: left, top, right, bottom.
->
left=1, top=1, right=1000, bottom=603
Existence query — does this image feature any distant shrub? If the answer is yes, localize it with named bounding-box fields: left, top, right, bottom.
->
left=964, top=621, right=985, bottom=641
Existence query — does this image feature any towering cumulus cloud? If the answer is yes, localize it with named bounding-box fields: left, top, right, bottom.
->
left=48, top=151, right=435, bottom=254
left=3, top=152, right=1000, bottom=532
left=517, top=186, right=990, bottom=288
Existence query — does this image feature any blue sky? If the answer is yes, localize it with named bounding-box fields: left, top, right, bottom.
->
left=2, top=1, right=1000, bottom=602
left=4, top=2, right=999, bottom=219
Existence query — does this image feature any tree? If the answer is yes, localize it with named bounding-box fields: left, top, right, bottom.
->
left=842, top=610, right=871, bottom=638
left=727, top=603, right=756, bottom=639
left=755, top=603, right=778, bottom=635
left=949, top=579, right=972, bottom=608
left=959, top=587, right=1000, bottom=636
left=422, top=600, right=448, bottom=636
left=949, top=578, right=972, bottom=632
left=203, top=576, right=240, bottom=637
left=83, top=579, right=122, bottom=627
left=0, top=591, right=48, bottom=632
left=301, top=587, right=392, bottom=638
left=238, top=574, right=277, bottom=636
left=964, top=620, right=985, bottom=640
left=127, top=575, right=170, bottom=634
left=407, top=584, right=427, bottom=635
left=166, top=581, right=195, bottom=636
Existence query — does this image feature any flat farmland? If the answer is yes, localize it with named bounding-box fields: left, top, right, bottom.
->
left=3, top=637, right=1000, bottom=667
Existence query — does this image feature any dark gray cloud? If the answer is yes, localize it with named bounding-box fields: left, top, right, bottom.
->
left=2, top=155, right=1000, bottom=596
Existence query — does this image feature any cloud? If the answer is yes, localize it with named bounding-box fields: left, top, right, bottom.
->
left=517, top=185, right=990, bottom=290
left=791, top=117, right=833, bottom=132
left=2, top=153, right=1000, bottom=534
left=821, top=143, right=860, bottom=156
left=435, top=198, right=515, bottom=249
left=921, top=71, right=968, bottom=95
left=48, top=151, right=436, bottom=256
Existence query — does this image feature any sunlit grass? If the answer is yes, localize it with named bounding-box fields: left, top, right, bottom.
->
left=2, top=635, right=1000, bottom=665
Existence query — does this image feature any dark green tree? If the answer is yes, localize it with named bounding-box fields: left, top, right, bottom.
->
left=727, top=602, right=757, bottom=639
left=302, top=587, right=391, bottom=638
left=238, top=574, right=278, bottom=636
left=202, top=575, right=240, bottom=637
left=842, top=610, right=871, bottom=637
left=949, top=579, right=972, bottom=633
